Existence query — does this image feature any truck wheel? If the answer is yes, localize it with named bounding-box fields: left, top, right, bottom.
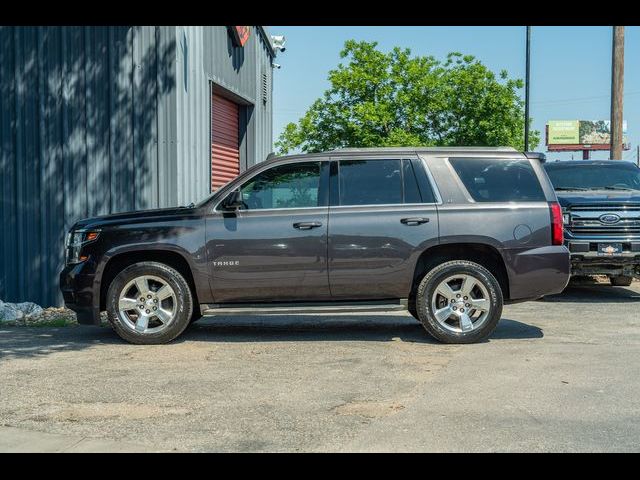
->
left=407, top=298, right=419, bottom=320
left=106, top=261, right=193, bottom=345
left=415, top=260, right=503, bottom=344
left=610, top=275, right=633, bottom=287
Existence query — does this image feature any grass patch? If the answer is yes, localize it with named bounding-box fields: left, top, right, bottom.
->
left=1, top=317, right=77, bottom=327
left=31, top=318, right=77, bottom=328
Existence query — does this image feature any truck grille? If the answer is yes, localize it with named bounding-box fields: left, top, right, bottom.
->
left=567, top=204, right=640, bottom=236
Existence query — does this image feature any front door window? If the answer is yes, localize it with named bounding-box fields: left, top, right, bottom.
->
left=240, top=162, right=322, bottom=210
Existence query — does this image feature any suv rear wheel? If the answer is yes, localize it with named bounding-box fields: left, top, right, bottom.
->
left=415, top=260, right=503, bottom=344
left=106, top=261, right=193, bottom=345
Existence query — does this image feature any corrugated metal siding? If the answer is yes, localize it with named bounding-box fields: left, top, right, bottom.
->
left=211, top=93, right=240, bottom=189
left=1, top=25, right=273, bottom=307
left=175, top=26, right=274, bottom=204
left=253, top=32, right=274, bottom=165
left=174, top=27, right=210, bottom=206
left=0, top=26, right=178, bottom=306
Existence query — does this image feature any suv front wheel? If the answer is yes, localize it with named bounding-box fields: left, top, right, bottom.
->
left=106, top=261, right=194, bottom=345
left=415, top=260, right=503, bottom=344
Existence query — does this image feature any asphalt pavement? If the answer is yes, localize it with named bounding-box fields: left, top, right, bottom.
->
left=1, top=281, right=639, bottom=452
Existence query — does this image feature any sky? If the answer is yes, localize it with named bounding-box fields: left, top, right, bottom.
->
left=269, top=26, right=640, bottom=162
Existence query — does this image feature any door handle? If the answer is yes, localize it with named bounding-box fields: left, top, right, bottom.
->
left=293, top=221, right=323, bottom=230
left=400, top=217, right=430, bottom=225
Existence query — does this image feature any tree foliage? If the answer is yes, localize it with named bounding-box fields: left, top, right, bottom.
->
left=276, top=40, right=539, bottom=154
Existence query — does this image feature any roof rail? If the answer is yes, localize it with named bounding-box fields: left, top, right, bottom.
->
left=328, top=146, right=519, bottom=153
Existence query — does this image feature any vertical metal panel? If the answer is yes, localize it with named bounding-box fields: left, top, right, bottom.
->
left=133, top=26, right=159, bottom=210
left=175, top=26, right=274, bottom=204
left=156, top=26, right=178, bottom=208
left=0, top=27, right=17, bottom=301
left=0, top=25, right=272, bottom=306
left=175, top=26, right=210, bottom=206
left=0, top=26, right=179, bottom=306
left=43, top=27, right=66, bottom=307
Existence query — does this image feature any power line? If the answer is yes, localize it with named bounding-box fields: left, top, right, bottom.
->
left=532, top=91, right=640, bottom=106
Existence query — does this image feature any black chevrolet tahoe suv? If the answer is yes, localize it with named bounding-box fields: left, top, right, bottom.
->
left=60, top=147, right=570, bottom=345
left=544, top=160, right=640, bottom=286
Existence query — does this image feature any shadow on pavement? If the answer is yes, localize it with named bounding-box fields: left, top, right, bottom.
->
left=188, top=315, right=439, bottom=344
left=0, top=326, right=121, bottom=360
left=1, top=315, right=545, bottom=358
left=542, top=284, right=640, bottom=303
left=186, top=315, right=543, bottom=344
left=490, top=319, right=544, bottom=340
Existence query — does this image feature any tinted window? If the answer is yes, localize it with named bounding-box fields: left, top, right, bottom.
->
left=240, top=162, right=321, bottom=210
left=544, top=163, right=640, bottom=191
left=403, top=159, right=422, bottom=203
left=339, top=160, right=402, bottom=206
left=411, top=158, right=437, bottom=203
left=450, top=158, right=545, bottom=202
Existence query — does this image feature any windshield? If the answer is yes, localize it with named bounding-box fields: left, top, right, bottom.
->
left=544, top=163, right=640, bottom=191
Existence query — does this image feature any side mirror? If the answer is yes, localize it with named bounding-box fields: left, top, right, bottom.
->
left=222, top=189, right=245, bottom=210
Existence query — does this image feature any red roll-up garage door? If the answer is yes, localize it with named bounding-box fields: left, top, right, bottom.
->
left=211, top=93, right=240, bottom=191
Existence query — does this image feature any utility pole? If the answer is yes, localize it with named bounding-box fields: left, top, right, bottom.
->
left=610, top=26, right=625, bottom=160
left=524, top=26, right=531, bottom=152
left=636, top=144, right=639, bottom=167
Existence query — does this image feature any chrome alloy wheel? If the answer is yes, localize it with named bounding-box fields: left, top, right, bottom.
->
left=117, top=275, right=177, bottom=334
left=430, top=274, right=491, bottom=333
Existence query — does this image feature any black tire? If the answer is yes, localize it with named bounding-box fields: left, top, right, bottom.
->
left=610, top=275, right=633, bottom=287
left=106, top=262, right=194, bottom=345
left=407, top=296, right=419, bottom=320
left=415, top=260, right=503, bottom=344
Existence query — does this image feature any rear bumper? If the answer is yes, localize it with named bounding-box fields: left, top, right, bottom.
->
left=504, top=245, right=571, bottom=300
left=59, top=263, right=101, bottom=325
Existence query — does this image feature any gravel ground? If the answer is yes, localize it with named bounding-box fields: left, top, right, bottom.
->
left=0, top=279, right=638, bottom=452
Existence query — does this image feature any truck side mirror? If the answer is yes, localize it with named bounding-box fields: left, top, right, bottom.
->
left=222, top=189, right=245, bottom=210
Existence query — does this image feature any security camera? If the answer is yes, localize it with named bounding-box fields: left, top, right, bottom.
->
left=271, top=35, right=286, bottom=53
left=272, top=63, right=281, bottom=69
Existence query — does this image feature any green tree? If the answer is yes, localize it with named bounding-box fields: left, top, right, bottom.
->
left=276, top=40, right=539, bottom=154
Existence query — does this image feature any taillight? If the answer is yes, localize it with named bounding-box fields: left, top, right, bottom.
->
left=549, top=202, right=564, bottom=246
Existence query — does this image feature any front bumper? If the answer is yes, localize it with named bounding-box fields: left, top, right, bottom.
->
left=59, top=262, right=101, bottom=325
left=566, top=239, right=640, bottom=277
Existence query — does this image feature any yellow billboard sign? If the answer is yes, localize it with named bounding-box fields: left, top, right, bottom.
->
left=547, top=120, right=579, bottom=145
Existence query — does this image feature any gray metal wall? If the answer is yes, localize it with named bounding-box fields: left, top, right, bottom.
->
left=0, top=26, right=274, bottom=306
left=175, top=26, right=274, bottom=205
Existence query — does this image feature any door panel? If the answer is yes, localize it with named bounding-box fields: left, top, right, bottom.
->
left=206, top=208, right=330, bottom=303
left=205, top=160, right=330, bottom=303
left=328, top=204, right=438, bottom=299
left=328, top=157, right=439, bottom=299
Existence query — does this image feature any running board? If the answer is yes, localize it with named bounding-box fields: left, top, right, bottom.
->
left=200, top=300, right=408, bottom=316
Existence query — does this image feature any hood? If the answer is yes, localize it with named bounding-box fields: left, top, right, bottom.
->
left=555, top=189, right=640, bottom=209
left=71, top=206, right=200, bottom=230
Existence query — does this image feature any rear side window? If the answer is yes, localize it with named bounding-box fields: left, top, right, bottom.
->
left=450, top=158, right=545, bottom=202
left=337, top=159, right=437, bottom=206
left=339, top=160, right=402, bottom=205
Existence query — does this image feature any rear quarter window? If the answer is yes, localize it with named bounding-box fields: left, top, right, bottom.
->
left=449, top=158, right=546, bottom=202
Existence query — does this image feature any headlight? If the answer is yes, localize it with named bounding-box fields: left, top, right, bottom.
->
left=65, top=229, right=101, bottom=264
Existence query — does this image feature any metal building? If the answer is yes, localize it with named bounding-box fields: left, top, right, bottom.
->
left=0, top=26, right=277, bottom=306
